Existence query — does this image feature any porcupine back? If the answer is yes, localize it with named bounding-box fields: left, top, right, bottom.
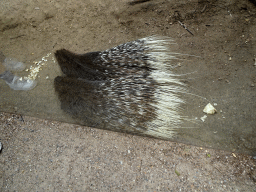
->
left=54, top=36, right=194, bottom=139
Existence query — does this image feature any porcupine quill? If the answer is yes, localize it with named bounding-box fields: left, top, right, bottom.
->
left=54, top=36, right=201, bottom=140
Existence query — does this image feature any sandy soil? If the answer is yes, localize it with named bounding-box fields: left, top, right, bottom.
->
left=0, top=112, right=256, bottom=191
left=0, top=0, right=256, bottom=191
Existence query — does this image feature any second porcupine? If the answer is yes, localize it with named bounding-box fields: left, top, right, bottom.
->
left=54, top=36, right=199, bottom=139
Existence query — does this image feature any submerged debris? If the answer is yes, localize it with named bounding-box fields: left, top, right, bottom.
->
left=24, top=53, right=51, bottom=80
left=3, top=58, right=26, bottom=71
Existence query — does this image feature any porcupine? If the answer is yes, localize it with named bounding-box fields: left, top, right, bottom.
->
left=54, top=36, right=199, bottom=140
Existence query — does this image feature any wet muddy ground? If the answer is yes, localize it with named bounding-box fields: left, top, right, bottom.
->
left=0, top=0, right=256, bottom=191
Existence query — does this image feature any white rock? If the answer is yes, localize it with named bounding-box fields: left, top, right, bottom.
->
left=203, top=103, right=217, bottom=114
left=200, top=115, right=207, bottom=122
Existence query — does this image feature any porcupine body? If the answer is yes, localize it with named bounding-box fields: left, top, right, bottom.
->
left=54, top=36, right=195, bottom=140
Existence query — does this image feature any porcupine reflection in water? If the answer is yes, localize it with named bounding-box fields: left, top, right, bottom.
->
left=54, top=36, right=199, bottom=139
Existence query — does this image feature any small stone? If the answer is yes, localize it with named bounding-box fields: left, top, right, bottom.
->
left=200, top=115, right=207, bottom=122
left=203, top=103, right=217, bottom=114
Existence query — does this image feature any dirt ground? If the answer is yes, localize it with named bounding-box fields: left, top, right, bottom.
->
left=0, top=0, right=256, bottom=191
left=0, top=112, right=255, bottom=191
